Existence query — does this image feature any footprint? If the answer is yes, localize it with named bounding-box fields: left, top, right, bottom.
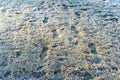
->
left=71, top=26, right=78, bottom=34
left=74, top=12, right=80, bottom=18
left=43, top=17, right=49, bottom=23
left=104, top=18, right=118, bottom=22
left=32, top=71, right=46, bottom=78
left=4, top=70, right=11, bottom=77
left=62, top=4, right=68, bottom=10
left=50, top=61, right=63, bottom=80
left=52, top=29, right=58, bottom=38
left=39, top=46, right=48, bottom=59
left=91, top=56, right=100, bottom=64
left=88, top=43, right=97, bottom=54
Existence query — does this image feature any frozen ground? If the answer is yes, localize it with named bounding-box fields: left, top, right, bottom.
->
left=0, top=0, right=120, bottom=80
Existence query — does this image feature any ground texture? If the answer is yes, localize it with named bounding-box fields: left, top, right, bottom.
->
left=0, top=0, right=120, bottom=80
